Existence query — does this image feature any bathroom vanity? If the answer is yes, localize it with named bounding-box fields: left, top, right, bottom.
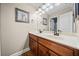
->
left=29, top=32, right=79, bottom=56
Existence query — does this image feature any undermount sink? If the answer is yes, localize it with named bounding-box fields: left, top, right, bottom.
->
left=41, top=34, right=63, bottom=40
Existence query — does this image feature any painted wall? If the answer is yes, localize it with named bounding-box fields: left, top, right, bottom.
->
left=0, top=3, right=48, bottom=56
left=0, top=4, right=1, bottom=56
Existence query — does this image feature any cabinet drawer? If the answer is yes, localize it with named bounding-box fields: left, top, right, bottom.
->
left=29, top=33, right=37, bottom=41
left=38, top=38, right=73, bottom=56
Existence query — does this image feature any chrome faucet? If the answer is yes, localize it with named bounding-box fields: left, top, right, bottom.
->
left=54, top=31, right=59, bottom=36
left=54, top=29, right=62, bottom=36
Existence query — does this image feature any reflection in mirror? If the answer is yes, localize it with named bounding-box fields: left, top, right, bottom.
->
left=50, top=17, right=57, bottom=34
left=74, top=3, right=79, bottom=33
left=49, top=3, right=76, bottom=33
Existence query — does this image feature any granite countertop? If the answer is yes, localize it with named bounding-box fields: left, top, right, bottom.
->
left=29, top=32, right=79, bottom=50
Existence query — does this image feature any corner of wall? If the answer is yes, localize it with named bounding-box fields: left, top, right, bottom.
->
left=0, top=3, right=1, bottom=56
left=10, top=48, right=30, bottom=56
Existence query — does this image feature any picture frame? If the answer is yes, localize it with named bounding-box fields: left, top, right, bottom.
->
left=43, top=18, right=47, bottom=25
left=15, top=8, right=29, bottom=23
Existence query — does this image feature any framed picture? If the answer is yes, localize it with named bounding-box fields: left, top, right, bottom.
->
left=15, top=8, right=29, bottom=23
left=43, top=18, right=47, bottom=25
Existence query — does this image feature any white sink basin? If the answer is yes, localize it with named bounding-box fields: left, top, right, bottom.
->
left=41, top=33, right=78, bottom=41
left=44, top=34, right=79, bottom=46
left=42, top=34, right=63, bottom=40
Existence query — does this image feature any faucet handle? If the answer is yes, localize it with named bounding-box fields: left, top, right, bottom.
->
left=58, top=30, right=62, bottom=32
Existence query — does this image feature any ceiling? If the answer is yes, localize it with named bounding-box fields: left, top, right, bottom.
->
left=28, top=3, right=43, bottom=10
left=28, top=3, right=74, bottom=16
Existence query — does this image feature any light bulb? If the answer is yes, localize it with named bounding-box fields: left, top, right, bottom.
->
left=39, top=13, right=42, bottom=15
left=38, top=8, right=42, bottom=12
left=41, top=5, right=47, bottom=10
left=45, top=3, right=51, bottom=7
left=45, top=8, right=49, bottom=11
left=49, top=5, right=53, bottom=9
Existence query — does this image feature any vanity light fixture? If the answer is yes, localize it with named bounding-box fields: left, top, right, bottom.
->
left=45, top=8, right=49, bottom=12
left=34, top=3, right=55, bottom=15
left=35, top=11, right=39, bottom=14
left=55, top=3, right=60, bottom=6
left=38, top=8, right=45, bottom=15
left=41, top=3, right=51, bottom=10
left=41, top=5, right=47, bottom=10
left=39, top=13, right=42, bottom=15
left=49, top=5, right=54, bottom=9
left=45, top=5, right=53, bottom=11
left=40, top=9, right=45, bottom=14
left=38, top=8, right=42, bottom=12
left=45, top=3, right=51, bottom=7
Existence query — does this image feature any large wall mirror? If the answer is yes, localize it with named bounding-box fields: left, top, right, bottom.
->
left=36, top=3, right=78, bottom=33
left=49, top=3, right=77, bottom=33
left=50, top=11, right=75, bottom=33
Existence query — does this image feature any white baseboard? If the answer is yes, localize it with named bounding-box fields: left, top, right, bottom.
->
left=10, top=48, right=30, bottom=56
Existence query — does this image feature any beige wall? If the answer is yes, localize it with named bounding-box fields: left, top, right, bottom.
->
left=0, top=4, right=1, bottom=56
left=0, top=3, right=48, bottom=56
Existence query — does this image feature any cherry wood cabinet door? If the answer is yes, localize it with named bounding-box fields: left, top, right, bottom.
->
left=38, top=37, right=73, bottom=56
left=29, top=39, right=37, bottom=56
left=49, top=50, right=58, bottom=56
left=38, top=44, right=49, bottom=56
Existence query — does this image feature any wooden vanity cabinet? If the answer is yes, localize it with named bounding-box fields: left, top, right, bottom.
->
left=38, top=37, right=74, bottom=56
left=48, top=50, right=58, bottom=56
left=29, top=34, right=38, bottom=56
left=30, top=39, right=37, bottom=56
left=38, top=44, right=49, bottom=56
left=29, top=33, right=79, bottom=56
